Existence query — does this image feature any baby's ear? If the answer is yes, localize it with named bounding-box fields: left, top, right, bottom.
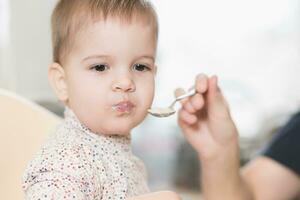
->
left=48, top=63, right=69, bottom=103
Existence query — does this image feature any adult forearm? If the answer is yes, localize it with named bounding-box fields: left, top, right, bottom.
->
left=199, top=144, right=253, bottom=200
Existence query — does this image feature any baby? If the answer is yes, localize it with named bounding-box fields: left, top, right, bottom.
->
left=22, top=0, right=181, bottom=199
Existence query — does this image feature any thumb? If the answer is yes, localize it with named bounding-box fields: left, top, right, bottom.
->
left=174, top=88, right=186, bottom=97
left=174, top=88, right=188, bottom=104
left=207, top=76, right=230, bottom=119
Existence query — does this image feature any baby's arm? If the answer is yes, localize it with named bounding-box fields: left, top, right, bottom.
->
left=176, top=74, right=252, bottom=200
left=127, top=191, right=181, bottom=200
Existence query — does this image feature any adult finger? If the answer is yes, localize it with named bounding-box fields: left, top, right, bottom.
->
left=195, top=73, right=209, bottom=94
left=190, top=93, right=205, bottom=111
left=207, top=75, right=230, bottom=118
left=178, top=108, right=197, bottom=125
left=174, top=88, right=188, bottom=105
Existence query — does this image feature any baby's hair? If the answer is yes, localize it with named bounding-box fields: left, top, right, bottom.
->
left=51, top=0, right=158, bottom=64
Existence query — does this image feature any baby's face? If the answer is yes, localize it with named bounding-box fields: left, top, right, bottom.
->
left=63, top=17, right=157, bottom=135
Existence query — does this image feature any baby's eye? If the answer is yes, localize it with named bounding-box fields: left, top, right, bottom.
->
left=91, top=64, right=109, bottom=72
left=133, top=64, right=151, bottom=72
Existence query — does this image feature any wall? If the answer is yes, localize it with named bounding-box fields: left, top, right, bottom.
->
left=0, top=0, right=57, bottom=101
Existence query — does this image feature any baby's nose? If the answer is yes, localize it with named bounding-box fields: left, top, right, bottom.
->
left=112, top=76, right=135, bottom=93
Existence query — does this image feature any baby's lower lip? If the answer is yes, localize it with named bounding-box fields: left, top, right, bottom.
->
left=113, top=102, right=134, bottom=113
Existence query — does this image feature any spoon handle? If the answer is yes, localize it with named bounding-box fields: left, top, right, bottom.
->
left=176, top=88, right=196, bottom=101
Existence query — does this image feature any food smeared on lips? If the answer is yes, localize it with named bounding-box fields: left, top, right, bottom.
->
left=113, top=101, right=134, bottom=113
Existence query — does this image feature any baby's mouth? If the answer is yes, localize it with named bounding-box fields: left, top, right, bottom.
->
left=112, top=101, right=135, bottom=113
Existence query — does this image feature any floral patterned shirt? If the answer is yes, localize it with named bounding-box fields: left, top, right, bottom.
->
left=22, top=108, right=149, bottom=200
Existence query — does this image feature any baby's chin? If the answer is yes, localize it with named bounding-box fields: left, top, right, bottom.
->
left=97, top=127, right=132, bottom=136
left=90, top=111, right=148, bottom=135
left=93, top=121, right=138, bottom=136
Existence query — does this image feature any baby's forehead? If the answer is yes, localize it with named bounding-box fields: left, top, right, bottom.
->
left=78, top=12, right=157, bottom=34
left=79, top=16, right=156, bottom=36
left=63, top=16, right=157, bottom=64
left=68, top=16, right=156, bottom=50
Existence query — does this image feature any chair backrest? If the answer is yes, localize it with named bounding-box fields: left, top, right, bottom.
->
left=0, top=89, right=62, bottom=200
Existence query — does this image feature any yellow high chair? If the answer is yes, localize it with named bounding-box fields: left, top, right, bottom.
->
left=0, top=89, right=62, bottom=200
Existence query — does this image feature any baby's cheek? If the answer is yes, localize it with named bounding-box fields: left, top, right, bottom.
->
left=143, top=90, right=154, bottom=107
left=134, top=106, right=149, bottom=125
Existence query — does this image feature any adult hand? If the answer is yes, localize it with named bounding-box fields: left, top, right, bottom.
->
left=175, top=74, right=238, bottom=161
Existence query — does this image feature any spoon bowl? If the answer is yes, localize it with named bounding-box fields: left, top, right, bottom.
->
left=148, top=88, right=196, bottom=118
left=147, top=107, right=176, bottom=117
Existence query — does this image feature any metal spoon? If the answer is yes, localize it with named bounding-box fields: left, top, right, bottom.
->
left=148, top=88, right=196, bottom=117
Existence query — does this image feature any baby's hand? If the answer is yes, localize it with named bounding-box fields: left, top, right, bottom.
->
left=176, top=74, right=239, bottom=161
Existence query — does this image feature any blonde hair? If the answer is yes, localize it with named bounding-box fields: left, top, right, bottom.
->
left=51, top=0, right=158, bottom=64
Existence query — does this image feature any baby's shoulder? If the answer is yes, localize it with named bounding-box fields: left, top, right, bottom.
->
left=24, top=123, right=100, bottom=177
left=22, top=124, right=105, bottom=195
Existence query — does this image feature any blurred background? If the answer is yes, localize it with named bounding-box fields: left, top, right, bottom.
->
left=1, top=0, right=300, bottom=199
